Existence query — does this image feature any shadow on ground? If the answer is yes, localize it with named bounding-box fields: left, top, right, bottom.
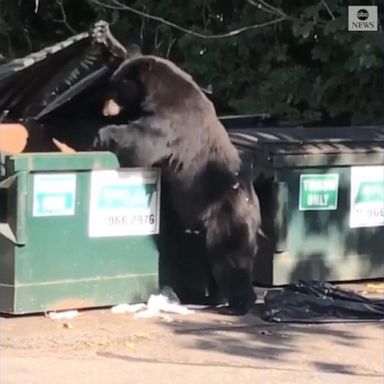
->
left=94, top=302, right=384, bottom=378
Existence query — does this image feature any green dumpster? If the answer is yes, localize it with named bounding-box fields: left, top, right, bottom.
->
left=0, top=152, right=161, bottom=314
left=228, top=124, right=384, bottom=285
left=157, top=123, right=384, bottom=303
left=158, top=123, right=384, bottom=302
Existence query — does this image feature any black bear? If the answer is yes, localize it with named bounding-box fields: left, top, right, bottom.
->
left=92, top=55, right=262, bottom=315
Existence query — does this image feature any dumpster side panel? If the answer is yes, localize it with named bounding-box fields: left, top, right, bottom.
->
left=17, top=171, right=158, bottom=281
left=272, top=165, right=384, bottom=284
left=11, top=171, right=158, bottom=313
left=0, top=153, right=160, bottom=314
left=11, top=275, right=157, bottom=313
left=0, top=237, right=15, bottom=285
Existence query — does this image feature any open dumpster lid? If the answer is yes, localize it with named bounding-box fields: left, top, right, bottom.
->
left=228, top=125, right=384, bottom=168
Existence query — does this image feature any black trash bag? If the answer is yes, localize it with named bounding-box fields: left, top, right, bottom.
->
left=262, top=280, right=384, bottom=323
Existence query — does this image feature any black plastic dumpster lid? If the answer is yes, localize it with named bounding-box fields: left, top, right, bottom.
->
left=229, top=125, right=384, bottom=145
left=229, top=125, right=384, bottom=168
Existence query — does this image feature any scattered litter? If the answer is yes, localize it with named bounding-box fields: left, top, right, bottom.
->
left=111, top=303, right=146, bottom=314
left=111, top=286, right=195, bottom=321
left=213, top=330, right=228, bottom=336
left=148, top=292, right=195, bottom=315
left=96, top=338, right=111, bottom=347
left=134, top=291, right=194, bottom=319
left=132, top=332, right=152, bottom=340
left=52, top=138, right=76, bottom=153
left=364, top=283, right=384, bottom=294
left=185, top=304, right=211, bottom=310
left=158, top=314, right=174, bottom=322
left=259, top=330, right=272, bottom=336
left=62, top=322, right=74, bottom=329
left=48, top=310, right=79, bottom=320
left=219, top=320, right=234, bottom=325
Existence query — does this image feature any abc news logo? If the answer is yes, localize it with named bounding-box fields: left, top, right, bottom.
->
left=348, top=6, right=378, bottom=31
left=357, top=9, right=369, bottom=20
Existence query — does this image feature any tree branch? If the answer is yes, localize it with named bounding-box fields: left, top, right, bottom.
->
left=247, top=0, right=277, bottom=17
left=249, top=0, right=292, bottom=20
left=249, top=0, right=329, bottom=26
left=88, top=0, right=287, bottom=39
left=55, top=0, right=77, bottom=34
left=154, top=25, right=163, bottom=50
left=166, top=37, right=176, bottom=58
left=320, top=0, right=336, bottom=20
left=139, top=13, right=146, bottom=43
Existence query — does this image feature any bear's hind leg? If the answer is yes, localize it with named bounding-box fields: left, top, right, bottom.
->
left=208, top=247, right=256, bottom=316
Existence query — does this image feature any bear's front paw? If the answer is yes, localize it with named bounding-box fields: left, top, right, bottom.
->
left=92, top=127, right=115, bottom=150
left=216, top=295, right=256, bottom=316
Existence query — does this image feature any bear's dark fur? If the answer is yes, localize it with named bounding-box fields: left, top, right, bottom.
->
left=93, top=55, right=262, bottom=315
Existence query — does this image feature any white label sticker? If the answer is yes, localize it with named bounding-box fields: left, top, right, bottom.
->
left=33, top=173, right=76, bottom=217
left=350, top=166, right=384, bottom=228
left=299, top=174, right=339, bottom=211
left=88, top=169, right=161, bottom=237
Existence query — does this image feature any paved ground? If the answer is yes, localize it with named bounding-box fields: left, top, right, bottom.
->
left=1, top=285, right=383, bottom=384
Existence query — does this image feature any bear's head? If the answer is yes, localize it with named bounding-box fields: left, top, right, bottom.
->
left=102, top=56, right=205, bottom=117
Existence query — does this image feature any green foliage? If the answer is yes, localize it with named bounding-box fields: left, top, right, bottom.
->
left=0, top=0, right=382, bottom=124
